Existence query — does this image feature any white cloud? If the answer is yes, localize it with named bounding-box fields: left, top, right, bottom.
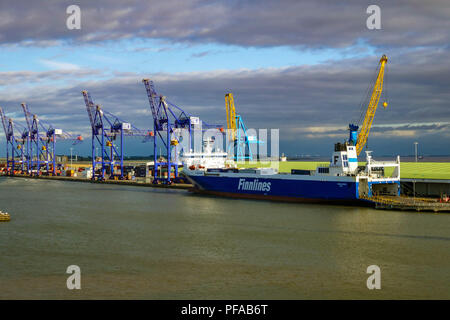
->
left=40, top=59, right=81, bottom=71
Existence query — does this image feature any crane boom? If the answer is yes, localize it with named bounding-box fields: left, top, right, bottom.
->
left=225, top=93, right=237, bottom=142
left=21, top=103, right=32, bottom=131
left=355, top=54, right=388, bottom=155
left=82, top=90, right=96, bottom=129
left=0, top=107, right=8, bottom=138
left=142, top=79, right=162, bottom=130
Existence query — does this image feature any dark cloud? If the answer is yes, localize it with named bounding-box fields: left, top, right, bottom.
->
left=1, top=1, right=449, bottom=157
left=0, top=0, right=449, bottom=49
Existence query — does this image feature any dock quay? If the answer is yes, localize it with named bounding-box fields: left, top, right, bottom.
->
left=362, top=195, right=450, bottom=212
left=2, top=173, right=450, bottom=213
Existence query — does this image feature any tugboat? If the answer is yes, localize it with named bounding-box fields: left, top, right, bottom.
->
left=0, top=210, right=11, bottom=222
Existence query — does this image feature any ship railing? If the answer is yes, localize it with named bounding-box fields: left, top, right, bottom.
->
left=367, top=160, right=398, bottom=166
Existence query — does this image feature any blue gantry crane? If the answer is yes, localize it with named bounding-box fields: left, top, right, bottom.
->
left=0, top=107, right=29, bottom=175
left=142, top=79, right=223, bottom=184
left=82, top=90, right=153, bottom=181
left=234, top=114, right=258, bottom=161
left=21, top=102, right=82, bottom=176
left=225, top=93, right=261, bottom=161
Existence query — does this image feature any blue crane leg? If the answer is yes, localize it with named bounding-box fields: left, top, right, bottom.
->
left=91, top=131, right=95, bottom=180
left=120, top=129, right=124, bottom=179
left=52, top=136, right=56, bottom=175
left=153, top=121, right=158, bottom=183
left=101, top=128, right=105, bottom=180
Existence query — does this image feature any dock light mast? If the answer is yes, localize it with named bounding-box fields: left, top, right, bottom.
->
left=82, top=90, right=153, bottom=181
left=349, top=54, right=388, bottom=155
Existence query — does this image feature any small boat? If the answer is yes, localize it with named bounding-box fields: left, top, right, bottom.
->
left=0, top=211, right=11, bottom=222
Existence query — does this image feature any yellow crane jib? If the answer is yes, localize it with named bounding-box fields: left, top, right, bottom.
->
left=352, top=54, right=388, bottom=156
left=225, top=93, right=237, bottom=142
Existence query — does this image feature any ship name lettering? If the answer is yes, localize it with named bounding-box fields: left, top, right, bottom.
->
left=238, top=178, right=271, bottom=192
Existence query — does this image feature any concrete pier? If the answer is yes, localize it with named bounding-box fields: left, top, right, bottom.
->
left=0, top=173, right=192, bottom=190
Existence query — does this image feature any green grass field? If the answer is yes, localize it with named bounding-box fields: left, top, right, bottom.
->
left=239, top=161, right=450, bottom=180
left=2, top=158, right=449, bottom=180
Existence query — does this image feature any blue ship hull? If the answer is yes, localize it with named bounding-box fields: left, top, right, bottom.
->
left=186, top=174, right=364, bottom=203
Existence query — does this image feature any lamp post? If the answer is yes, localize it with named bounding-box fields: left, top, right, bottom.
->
left=414, top=142, right=419, bottom=162
left=70, top=147, right=73, bottom=171
left=413, top=142, right=419, bottom=199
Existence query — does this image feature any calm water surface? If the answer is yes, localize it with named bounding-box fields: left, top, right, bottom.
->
left=0, top=177, right=449, bottom=299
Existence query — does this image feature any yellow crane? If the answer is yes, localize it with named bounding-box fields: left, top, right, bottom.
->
left=350, top=54, right=388, bottom=155
left=225, top=93, right=258, bottom=161
left=225, top=93, right=237, bottom=143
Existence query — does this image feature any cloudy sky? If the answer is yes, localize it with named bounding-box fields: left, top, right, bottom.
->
left=0, top=0, right=449, bottom=157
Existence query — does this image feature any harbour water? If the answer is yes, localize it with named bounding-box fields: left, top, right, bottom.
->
left=0, top=176, right=449, bottom=299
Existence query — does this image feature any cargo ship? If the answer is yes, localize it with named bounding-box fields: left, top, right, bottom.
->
left=182, top=54, right=400, bottom=204
left=182, top=140, right=401, bottom=204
